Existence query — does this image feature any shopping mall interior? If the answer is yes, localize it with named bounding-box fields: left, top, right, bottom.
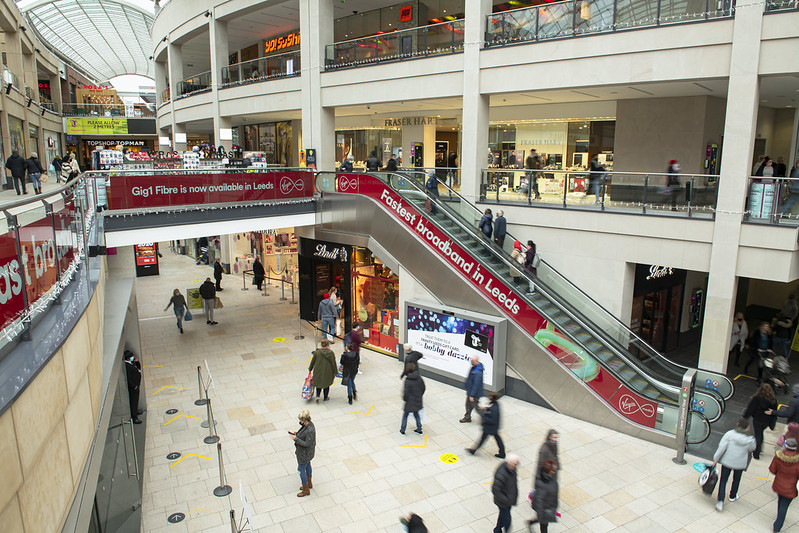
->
left=1, top=0, right=799, bottom=531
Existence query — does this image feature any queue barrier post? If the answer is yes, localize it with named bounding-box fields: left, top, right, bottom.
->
left=203, top=398, right=220, bottom=444
left=241, top=270, right=249, bottom=291
left=213, top=442, right=233, bottom=497
left=195, top=366, right=207, bottom=406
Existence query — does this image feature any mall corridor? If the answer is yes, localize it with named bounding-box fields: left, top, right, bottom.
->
left=110, top=245, right=798, bottom=533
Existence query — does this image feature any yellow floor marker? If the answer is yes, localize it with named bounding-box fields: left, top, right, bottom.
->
left=164, top=414, right=200, bottom=425
left=290, top=356, right=313, bottom=363
left=272, top=337, right=287, bottom=343
left=152, top=385, right=184, bottom=395
left=439, top=453, right=459, bottom=463
left=401, top=434, right=428, bottom=448
left=143, top=364, right=163, bottom=368
left=169, top=453, right=211, bottom=467
left=346, top=404, right=374, bottom=415
left=190, top=507, right=212, bottom=515
left=734, top=374, right=756, bottom=381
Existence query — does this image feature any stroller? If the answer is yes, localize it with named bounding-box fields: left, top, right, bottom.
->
left=763, top=354, right=791, bottom=394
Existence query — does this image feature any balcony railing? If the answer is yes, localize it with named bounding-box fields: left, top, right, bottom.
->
left=766, top=0, right=799, bottom=11
left=325, top=19, right=466, bottom=70
left=176, top=71, right=212, bottom=98
left=485, top=0, right=733, bottom=47
left=222, top=51, right=301, bottom=87
left=746, top=176, right=799, bottom=225
left=62, top=102, right=155, bottom=118
left=479, top=168, right=719, bottom=217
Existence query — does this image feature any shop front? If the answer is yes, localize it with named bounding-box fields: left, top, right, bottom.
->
left=65, top=116, right=157, bottom=168
left=299, top=238, right=400, bottom=355
left=227, top=229, right=298, bottom=283
left=630, top=264, right=687, bottom=353
left=238, top=121, right=294, bottom=166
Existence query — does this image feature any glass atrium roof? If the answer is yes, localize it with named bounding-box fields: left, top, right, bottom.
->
left=16, top=0, right=154, bottom=82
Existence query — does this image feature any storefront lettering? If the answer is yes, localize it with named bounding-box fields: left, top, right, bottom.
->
left=314, top=244, right=348, bottom=263
left=384, top=117, right=437, bottom=127
left=86, top=140, right=146, bottom=146
left=0, top=257, right=23, bottom=303
left=515, top=137, right=564, bottom=146
left=646, top=265, right=673, bottom=280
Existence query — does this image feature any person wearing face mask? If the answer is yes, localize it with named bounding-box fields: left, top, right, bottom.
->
left=290, top=410, right=316, bottom=497
left=537, top=429, right=560, bottom=478
left=124, top=350, right=144, bottom=424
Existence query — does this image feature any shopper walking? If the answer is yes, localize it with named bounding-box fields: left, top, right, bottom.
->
left=666, top=159, right=681, bottom=210
left=529, top=459, right=559, bottom=532
left=744, top=384, right=778, bottom=460
left=401, top=343, right=423, bottom=378
left=493, top=210, right=507, bottom=248
left=466, top=391, right=506, bottom=458
left=537, top=429, right=560, bottom=477
left=756, top=156, right=775, bottom=178
left=730, top=312, right=749, bottom=366
left=5, top=150, right=28, bottom=195
left=400, top=362, right=425, bottom=435
left=345, top=323, right=362, bottom=354
left=425, top=169, right=439, bottom=214
left=589, top=154, right=607, bottom=204
left=164, top=288, right=189, bottom=334
left=774, top=385, right=799, bottom=425
left=479, top=208, right=493, bottom=239
left=491, top=454, right=520, bottom=533
left=317, top=293, right=337, bottom=342
left=524, top=240, right=540, bottom=294
left=213, top=259, right=224, bottom=291
left=525, top=149, right=542, bottom=200
left=460, top=355, right=484, bottom=423
left=64, top=153, right=80, bottom=182
left=290, top=410, right=316, bottom=497
left=365, top=150, right=382, bottom=171
left=252, top=258, right=265, bottom=290
left=199, top=277, right=217, bottom=325
left=446, top=152, right=458, bottom=188
left=124, top=350, right=143, bottom=424
left=25, top=152, right=45, bottom=195
left=385, top=154, right=398, bottom=172
left=769, top=438, right=799, bottom=531
left=744, top=322, right=774, bottom=382
left=309, top=339, right=337, bottom=402
left=52, top=154, right=63, bottom=182
left=777, top=422, right=799, bottom=448
left=712, top=418, right=756, bottom=511
left=340, top=342, right=360, bottom=404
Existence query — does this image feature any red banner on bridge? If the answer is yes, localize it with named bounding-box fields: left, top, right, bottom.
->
left=106, top=172, right=314, bottom=210
left=0, top=230, right=27, bottom=331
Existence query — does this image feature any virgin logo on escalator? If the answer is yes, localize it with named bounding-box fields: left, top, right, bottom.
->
left=280, top=176, right=305, bottom=194
left=618, top=394, right=656, bottom=419
left=338, top=176, right=358, bottom=192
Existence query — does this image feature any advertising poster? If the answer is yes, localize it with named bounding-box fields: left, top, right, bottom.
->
left=134, top=243, right=157, bottom=266
left=186, top=288, right=202, bottom=310
left=66, top=117, right=128, bottom=135
left=407, top=304, right=495, bottom=387
left=276, top=122, right=293, bottom=166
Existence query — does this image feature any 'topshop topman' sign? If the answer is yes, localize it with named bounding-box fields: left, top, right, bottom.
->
left=337, top=174, right=658, bottom=428
left=106, top=172, right=314, bottom=210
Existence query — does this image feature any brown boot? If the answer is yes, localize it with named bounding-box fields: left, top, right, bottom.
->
left=296, top=485, right=310, bottom=497
left=307, top=475, right=313, bottom=489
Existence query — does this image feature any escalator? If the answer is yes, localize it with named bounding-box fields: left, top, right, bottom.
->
left=317, top=171, right=732, bottom=446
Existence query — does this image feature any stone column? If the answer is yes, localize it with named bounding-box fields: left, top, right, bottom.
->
left=459, top=0, right=492, bottom=203
left=697, top=3, right=764, bottom=373
left=154, top=59, right=168, bottom=106
left=209, top=15, right=231, bottom=151
left=300, top=0, right=335, bottom=170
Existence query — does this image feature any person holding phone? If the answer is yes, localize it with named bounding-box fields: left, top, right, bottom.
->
left=290, top=410, right=316, bottom=497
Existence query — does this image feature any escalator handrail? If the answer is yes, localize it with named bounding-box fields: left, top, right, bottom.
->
left=390, top=169, right=733, bottom=395
left=369, top=171, right=704, bottom=410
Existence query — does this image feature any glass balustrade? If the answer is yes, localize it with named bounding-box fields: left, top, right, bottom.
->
left=222, top=51, right=301, bottom=86
left=486, top=0, right=733, bottom=47
left=176, top=71, right=212, bottom=98
left=62, top=102, right=155, bottom=117
left=325, top=20, right=465, bottom=70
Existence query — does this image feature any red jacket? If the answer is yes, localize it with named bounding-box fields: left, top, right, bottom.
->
left=769, top=449, right=799, bottom=498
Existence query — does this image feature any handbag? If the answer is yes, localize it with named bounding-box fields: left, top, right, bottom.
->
left=699, top=464, right=718, bottom=495
left=184, top=310, right=193, bottom=321
left=214, top=296, right=223, bottom=309
left=301, top=371, right=313, bottom=400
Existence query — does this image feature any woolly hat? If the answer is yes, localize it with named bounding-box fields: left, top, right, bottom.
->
left=669, top=159, right=678, bottom=165
left=323, top=293, right=329, bottom=299
left=786, top=438, right=797, bottom=451
left=514, top=240, right=523, bottom=250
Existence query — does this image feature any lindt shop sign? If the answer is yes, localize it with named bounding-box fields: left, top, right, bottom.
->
left=106, top=172, right=314, bottom=210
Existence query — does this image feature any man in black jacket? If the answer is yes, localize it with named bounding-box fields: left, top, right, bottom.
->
left=199, top=278, right=217, bottom=324
left=365, top=150, right=382, bottom=171
left=213, top=259, right=224, bottom=291
left=492, top=454, right=520, bottom=533
left=5, top=150, right=28, bottom=195
left=493, top=210, right=507, bottom=248
left=124, top=350, right=143, bottom=424
left=401, top=343, right=423, bottom=378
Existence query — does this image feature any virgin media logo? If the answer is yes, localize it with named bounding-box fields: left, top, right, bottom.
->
left=279, top=176, right=305, bottom=194
left=338, top=176, right=357, bottom=192
left=618, top=394, right=655, bottom=418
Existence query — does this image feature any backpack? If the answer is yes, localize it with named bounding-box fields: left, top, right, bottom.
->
left=532, top=253, right=541, bottom=268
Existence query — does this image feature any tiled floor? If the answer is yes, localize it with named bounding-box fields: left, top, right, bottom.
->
left=111, top=245, right=799, bottom=532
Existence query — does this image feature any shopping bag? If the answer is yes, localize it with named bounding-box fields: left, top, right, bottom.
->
left=214, top=296, right=224, bottom=309
left=336, top=365, right=343, bottom=378
left=301, top=372, right=313, bottom=400
left=184, top=310, right=193, bottom=322
left=699, top=464, right=718, bottom=495
left=527, top=490, right=536, bottom=509
left=418, top=408, right=425, bottom=422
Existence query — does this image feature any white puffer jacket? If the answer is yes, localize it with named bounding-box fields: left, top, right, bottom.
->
left=714, top=427, right=756, bottom=470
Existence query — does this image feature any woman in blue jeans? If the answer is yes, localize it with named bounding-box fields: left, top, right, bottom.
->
left=164, top=288, right=188, bottom=333
left=400, top=362, right=425, bottom=435
left=290, top=410, right=316, bottom=498
left=769, top=437, right=799, bottom=531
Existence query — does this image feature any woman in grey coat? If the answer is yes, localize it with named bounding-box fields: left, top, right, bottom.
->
left=400, top=362, right=425, bottom=435
left=290, top=410, right=316, bottom=497
left=713, top=417, right=756, bottom=511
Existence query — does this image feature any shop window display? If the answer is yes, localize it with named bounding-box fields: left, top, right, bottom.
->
left=352, top=247, right=399, bottom=355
